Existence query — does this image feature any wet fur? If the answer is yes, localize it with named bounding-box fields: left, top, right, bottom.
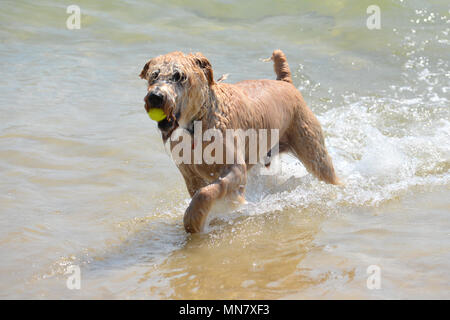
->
left=140, top=50, right=339, bottom=233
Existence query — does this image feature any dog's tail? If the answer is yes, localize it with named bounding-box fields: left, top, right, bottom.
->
left=271, top=50, right=292, bottom=84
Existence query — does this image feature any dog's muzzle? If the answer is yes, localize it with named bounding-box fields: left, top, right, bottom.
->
left=145, top=90, right=165, bottom=111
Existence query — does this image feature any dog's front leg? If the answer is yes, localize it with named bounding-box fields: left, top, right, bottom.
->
left=183, top=164, right=247, bottom=233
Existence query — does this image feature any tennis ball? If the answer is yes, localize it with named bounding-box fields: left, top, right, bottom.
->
left=148, top=108, right=166, bottom=122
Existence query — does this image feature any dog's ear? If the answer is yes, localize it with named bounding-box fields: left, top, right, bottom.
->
left=139, top=59, right=152, bottom=80
left=192, top=53, right=214, bottom=86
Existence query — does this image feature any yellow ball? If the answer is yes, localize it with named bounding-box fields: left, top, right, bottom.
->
left=148, top=108, right=166, bottom=122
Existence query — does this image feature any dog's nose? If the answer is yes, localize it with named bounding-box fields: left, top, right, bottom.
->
left=147, top=91, right=164, bottom=108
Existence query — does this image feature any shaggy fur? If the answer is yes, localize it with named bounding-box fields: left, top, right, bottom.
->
left=140, top=50, right=339, bottom=233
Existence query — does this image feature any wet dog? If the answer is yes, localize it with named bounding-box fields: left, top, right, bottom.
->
left=140, top=50, right=339, bottom=233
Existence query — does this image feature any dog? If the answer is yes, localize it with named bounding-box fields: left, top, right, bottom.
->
left=140, top=50, right=339, bottom=233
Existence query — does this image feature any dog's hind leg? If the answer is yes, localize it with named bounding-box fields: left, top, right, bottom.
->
left=183, top=164, right=247, bottom=233
left=288, top=111, right=339, bottom=185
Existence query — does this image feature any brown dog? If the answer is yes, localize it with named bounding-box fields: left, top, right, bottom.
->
left=140, top=50, right=339, bottom=233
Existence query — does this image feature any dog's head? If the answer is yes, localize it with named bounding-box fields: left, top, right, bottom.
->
left=140, top=51, right=214, bottom=137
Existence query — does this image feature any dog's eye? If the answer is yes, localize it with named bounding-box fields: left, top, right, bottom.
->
left=172, top=71, right=186, bottom=82
left=150, top=70, right=160, bottom=81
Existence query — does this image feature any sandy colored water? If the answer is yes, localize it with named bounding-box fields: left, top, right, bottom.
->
left=0, top=0, right=449, bottom=299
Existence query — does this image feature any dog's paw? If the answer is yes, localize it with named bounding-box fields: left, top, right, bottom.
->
left=183, top=196, right=210, bottom=233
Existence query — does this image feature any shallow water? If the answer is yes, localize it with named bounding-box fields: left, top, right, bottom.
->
left=0, top=0, right=449, bottom=299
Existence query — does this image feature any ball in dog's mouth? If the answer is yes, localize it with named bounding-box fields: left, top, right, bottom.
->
left=148, top=108, right=167, bottom=122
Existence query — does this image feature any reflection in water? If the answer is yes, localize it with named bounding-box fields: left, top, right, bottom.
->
left=155, top=208, right=323, bottom=299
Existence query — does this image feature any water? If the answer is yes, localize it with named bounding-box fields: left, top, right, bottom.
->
left=0, top=0, right=449, bottom=299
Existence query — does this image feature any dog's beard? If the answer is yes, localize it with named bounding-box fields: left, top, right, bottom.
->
left=158, top=117, right=179, bottom=143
